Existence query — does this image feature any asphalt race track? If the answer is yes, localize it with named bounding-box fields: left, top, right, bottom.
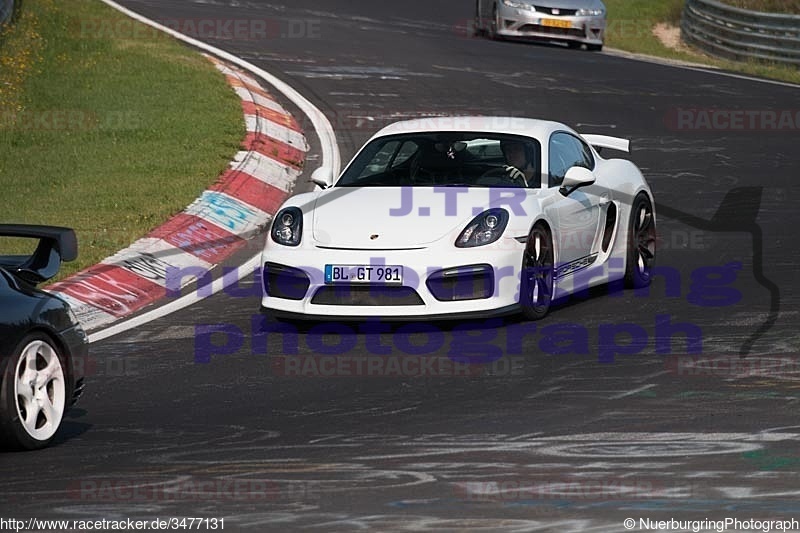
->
left=2, top=1, right=800, bottom=531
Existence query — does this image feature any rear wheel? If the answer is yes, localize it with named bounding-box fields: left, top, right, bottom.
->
left=520, top=224, right=554, bottom=320
left=488, top=3, right=501, bottom=39
left=567, top=41, right=582, bottom=50
left=474, top=1, right=485, bottom=36
left=587, top=43, right=603, bottom=51
left=625, top=192, right=656, bottom=288
left=0, top=333, right=67, bottom=450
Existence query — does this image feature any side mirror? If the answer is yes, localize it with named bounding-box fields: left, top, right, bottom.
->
left=559, top=166, right=596, bottom=197
left=310, top=167, right=334, bottom=189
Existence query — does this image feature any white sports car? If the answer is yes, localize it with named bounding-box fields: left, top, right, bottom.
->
left=260, top=117, right=655, bottom=320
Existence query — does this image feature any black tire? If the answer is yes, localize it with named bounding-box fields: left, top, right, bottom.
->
left=587, top=43, right=603, bottom=51
left=625, top=192, right=657, bottom=288
left=567, top=41, right=582, bottom=50
left=520, top=224, right=555, bottom=320
left=473, top=1, right=485, bottom=36
left=0, top=333, right=67, bottom=450
left=488, top=3, right=500, bottom=40
left=473, top=19, right=484, bottom=37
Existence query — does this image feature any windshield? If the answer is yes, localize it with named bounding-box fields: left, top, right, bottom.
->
left=336, top=132, right=543, bottom=188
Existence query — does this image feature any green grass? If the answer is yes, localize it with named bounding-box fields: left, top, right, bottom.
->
left=0, top=0, right=244, bottom=279
left=604, top=0, right=800, bottom=85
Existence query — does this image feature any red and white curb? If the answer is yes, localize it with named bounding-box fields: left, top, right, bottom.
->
left=48, top=57, right=308, bottom=332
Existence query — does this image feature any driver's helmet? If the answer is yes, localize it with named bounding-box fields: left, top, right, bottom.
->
left=500, top=139, right=530, bottom=166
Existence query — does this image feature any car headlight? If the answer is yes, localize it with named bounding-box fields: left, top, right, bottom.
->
left=502, top=0, right=535, bottom=10
left=456, top=208, right=509, bottom=248
left=576, top=8, right=605, bottom=16
left=271, top=207, right=303, bottom=247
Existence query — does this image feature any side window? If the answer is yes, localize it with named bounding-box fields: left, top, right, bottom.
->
left=577, top=139, right=594, bottom=169
left=548, top=132, right=595, bottom=187
left=548, top=135, right=571, bottom=186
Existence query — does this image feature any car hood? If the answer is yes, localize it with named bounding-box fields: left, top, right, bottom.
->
left=311, top=187, right=516, bottom=248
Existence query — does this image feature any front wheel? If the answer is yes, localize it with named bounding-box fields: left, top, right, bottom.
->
left=0, top=334, right=67, bottom=450
left=587, top=43, right=603, bottom=51
left=625, top=192, right=656, bottom=288
left=520, top=224, right=555, bottom=320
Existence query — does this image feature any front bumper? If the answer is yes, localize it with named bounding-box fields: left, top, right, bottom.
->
left=495, top=4, right=605, bottom=45
left=260, top=239, right=527, bottom=319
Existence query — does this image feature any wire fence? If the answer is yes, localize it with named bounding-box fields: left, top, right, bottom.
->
left=682, top=0, right=800, bottom=66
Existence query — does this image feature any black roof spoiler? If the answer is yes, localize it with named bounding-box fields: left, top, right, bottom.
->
left=0, top=224, right=78, bottom=284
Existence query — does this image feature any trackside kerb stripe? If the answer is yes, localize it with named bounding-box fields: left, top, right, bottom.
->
left=50, top=265, right=164, bottom=319
left=47, top=58, right=309, bottom=332
left=102, top=237, right=214, bottom=288
left=56, top=293, right=116, bottom=327
left=58, top=0, right=339, bottom=341
left=184, top=190, right=272, bottom=238
left=232, top=86, right=294, bottom=115
left=244, top=133, right=306, bottom=171
left=147, top=214, right=247, bottom=265
left=211, top=64, right=263, bottom=90
left=209, top=172, right=289, bottom=216
left=241, top=101, right=303, bottom=132
left=230, top=151, right=301, bottom=193
left=245, top=115, right=309, bottom=150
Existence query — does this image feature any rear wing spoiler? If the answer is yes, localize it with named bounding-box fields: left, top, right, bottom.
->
left=582, top=134, right=631, bottom=154
left=0, top=224, right=77, bottom=285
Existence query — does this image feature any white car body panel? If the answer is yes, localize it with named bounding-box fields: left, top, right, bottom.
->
left=582, top=134, right=631, bottom=153
left=260, top=117, right=654, bottom=320
left=311, top=187, right=496, bottom=248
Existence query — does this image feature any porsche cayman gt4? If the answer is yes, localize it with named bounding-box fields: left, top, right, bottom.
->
left=260, top=117, right=656, bottom=321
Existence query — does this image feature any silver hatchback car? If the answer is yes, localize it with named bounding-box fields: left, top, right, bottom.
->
left=475, top=0, right=606, bottom=51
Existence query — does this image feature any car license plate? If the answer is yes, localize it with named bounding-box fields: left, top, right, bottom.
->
left=541, top=18, right=572, bottom=29
left=325, top=264, right=403, bottom=284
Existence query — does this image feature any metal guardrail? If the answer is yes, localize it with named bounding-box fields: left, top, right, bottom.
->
left=682, top=0, right=800, bottom=66
left=0, top=0, right=14, bottom=26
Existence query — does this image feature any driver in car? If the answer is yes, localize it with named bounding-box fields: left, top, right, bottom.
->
left=500, top=139, right=539, bottom=188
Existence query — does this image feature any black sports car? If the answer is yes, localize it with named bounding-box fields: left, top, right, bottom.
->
left=0, top=225, right=87, bottom=450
